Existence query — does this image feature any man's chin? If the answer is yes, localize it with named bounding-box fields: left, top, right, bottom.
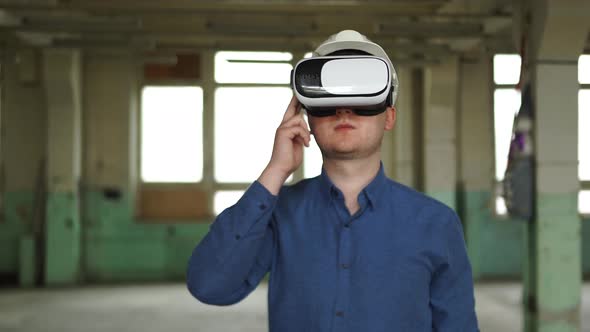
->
left=322, top=148, right=360, bottom=160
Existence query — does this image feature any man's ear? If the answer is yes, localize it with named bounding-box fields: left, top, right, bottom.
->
left=384, top=106, right=396, bottom=131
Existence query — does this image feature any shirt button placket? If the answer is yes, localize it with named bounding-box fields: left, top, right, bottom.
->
left=340, top=221, right=352, bottom=273
left=332, top=218, right=352, bottom=330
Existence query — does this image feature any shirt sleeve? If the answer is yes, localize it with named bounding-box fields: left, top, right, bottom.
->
left=186, top=181, right=278, bottom=306
left=430, top=211, right=480, bottom=331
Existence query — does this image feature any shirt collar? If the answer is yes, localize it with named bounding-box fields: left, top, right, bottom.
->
left=318, top=162, right=388, bottom=209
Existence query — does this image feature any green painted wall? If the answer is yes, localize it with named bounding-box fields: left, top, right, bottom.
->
left=583, top=217, right=590, bottom=275
left=443, top=190, right=590, bottom=281
left=426, top=191, right=456, bottom=212
left=45, top=192, right=81, bottom=285
left=18, top=235, right=35, bottom=287
left=1, top=190, right=211, bottom=283
left=0, top=192, right=34, bottom=274
left=427, top=190, right=526, bottom=279
left=80, top=190, right=211, bottom=282
left=533, top=192, right=581, bottom=332
left=2, top=189, right=589, bottom=284
left=462, top=191, right=526, bottom=279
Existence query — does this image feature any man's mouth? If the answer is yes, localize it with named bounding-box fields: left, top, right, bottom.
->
left=335, top=123, right=355, bottom=131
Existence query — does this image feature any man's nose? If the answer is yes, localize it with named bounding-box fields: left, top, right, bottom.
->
left=335, top=108, right=353, bottom=115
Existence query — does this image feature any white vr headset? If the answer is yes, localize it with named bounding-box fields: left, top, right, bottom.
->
left=291, top=55, right=395, bottom=117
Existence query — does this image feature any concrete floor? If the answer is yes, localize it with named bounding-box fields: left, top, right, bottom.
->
left=0, top=282, right=588, bottom=332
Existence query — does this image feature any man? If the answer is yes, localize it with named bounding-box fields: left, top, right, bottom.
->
left=187, top=30, right=479, bottom=331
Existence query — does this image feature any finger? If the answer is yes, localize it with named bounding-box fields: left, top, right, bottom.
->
left=293, top=127, right=311, bottom=146
left=283, top=121, right=311, bottom=143
left=298, top=124, right=311, bottom=146
left=294, top=133, right=310, bottom=148
left=281, top=113, right=309, bottom=130
left=281, top=95, right=301, bottom=123
left=295, top=136, right=306, bottom=147
left=281, top=112, right=309, bottom=131
left=280, top=125, right=311, bottom=146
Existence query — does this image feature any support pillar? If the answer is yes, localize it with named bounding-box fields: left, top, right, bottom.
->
left=391, top=66, right=416, bottom=188
left=43, top=49, right=82, bottom=285
left=520, top=1, right=590, bottom=330
left=423, top=57, right=459, bottom=209
left=458, top=57, right=494, bottom=280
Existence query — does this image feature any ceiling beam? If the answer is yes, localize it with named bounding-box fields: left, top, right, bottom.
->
left=0, top=0, right=517, bottom=62
left=0, top=0, right=447, bottom=15
left=378, top=21, right=484, bottom=38
left=49, top=34, right=454, bottom=54
left=2, top=18, right=505, bottom=40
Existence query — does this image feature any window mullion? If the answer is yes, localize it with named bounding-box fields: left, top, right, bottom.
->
left=202, top=50, right=216, bottom=190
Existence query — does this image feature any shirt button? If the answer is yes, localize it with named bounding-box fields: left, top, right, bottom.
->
left=335, top=311, right=344, bottom=317
left=235, top=234, right=241, bottom=240
left=258, top=203, right=266, bottom=210
left=344, top=223, right=350, bottom=228
left=341, top=263, right=349, bottom=269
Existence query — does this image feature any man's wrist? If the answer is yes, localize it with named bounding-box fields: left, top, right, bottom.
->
left=258, top=164, right=290, bottom=195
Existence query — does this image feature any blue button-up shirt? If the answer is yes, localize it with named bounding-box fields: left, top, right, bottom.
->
left=187, top=165, right=479, bottom=331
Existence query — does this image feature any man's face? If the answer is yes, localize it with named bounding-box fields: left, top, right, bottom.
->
left=307, top=107, right=396, bottom=160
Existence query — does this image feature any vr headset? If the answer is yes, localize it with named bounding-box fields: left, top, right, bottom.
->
left=291, top=55, right=394, bottom=117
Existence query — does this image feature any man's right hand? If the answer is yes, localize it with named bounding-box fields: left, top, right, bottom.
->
left=258, top=95, right=311, bottom=195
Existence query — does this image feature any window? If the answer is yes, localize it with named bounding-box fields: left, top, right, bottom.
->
left=214, top=87, right=293, bottom=182
left=493, top=54, right=522, bottom=215
left=493, top=54, right=521, bottom=85
left=580, top=191, right=590, bottom=215
left=301, top=52, right=323, bottom=178
left=139, top=51, right=327, bottom=218
left=214, top=190, right=245, bottom=216
left=494, top=88, right=522, bottom=181
left=304, top=133, right=323, bottom=178
left=579, top=55, right=590, bottom=84
left=579, top=90, right=590, bottom=181
left=141, top=86, right=203, bottom=183
left=493, top=54, right=590, bottom=215
left=215, top=51, right=292, bottom=84
left=213, top=51, right=296, bottom=215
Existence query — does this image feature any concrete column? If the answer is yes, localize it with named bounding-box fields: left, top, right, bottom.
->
left=390, top=66, right=416, bottom=188
left=0, top=47, right=46, bottom=280
left=43, top=48, right=82, bottom=285
left=84, top=54, right=136, bottom=191
left=521, top=1, right=589, bottom=330
left=423, top=57, right=459, bottom=209
left=458, top=58, right=494, bottom=279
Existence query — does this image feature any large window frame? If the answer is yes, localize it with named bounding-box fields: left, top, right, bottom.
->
left=492, top=53, right=590, bottom=218
left=136, top=55, right=207, bottom=221
left=211, top=51, right=307, bottom=215
left=137, top=50, right=319, bottom=219
left=492, top=54, right=521, bottom=218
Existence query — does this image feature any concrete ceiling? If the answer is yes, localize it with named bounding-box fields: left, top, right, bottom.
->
left=0, top=0, right=527, bottom=63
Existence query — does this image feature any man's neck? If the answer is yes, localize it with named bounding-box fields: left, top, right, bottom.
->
left=322, top=153, right=381, bottom=214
